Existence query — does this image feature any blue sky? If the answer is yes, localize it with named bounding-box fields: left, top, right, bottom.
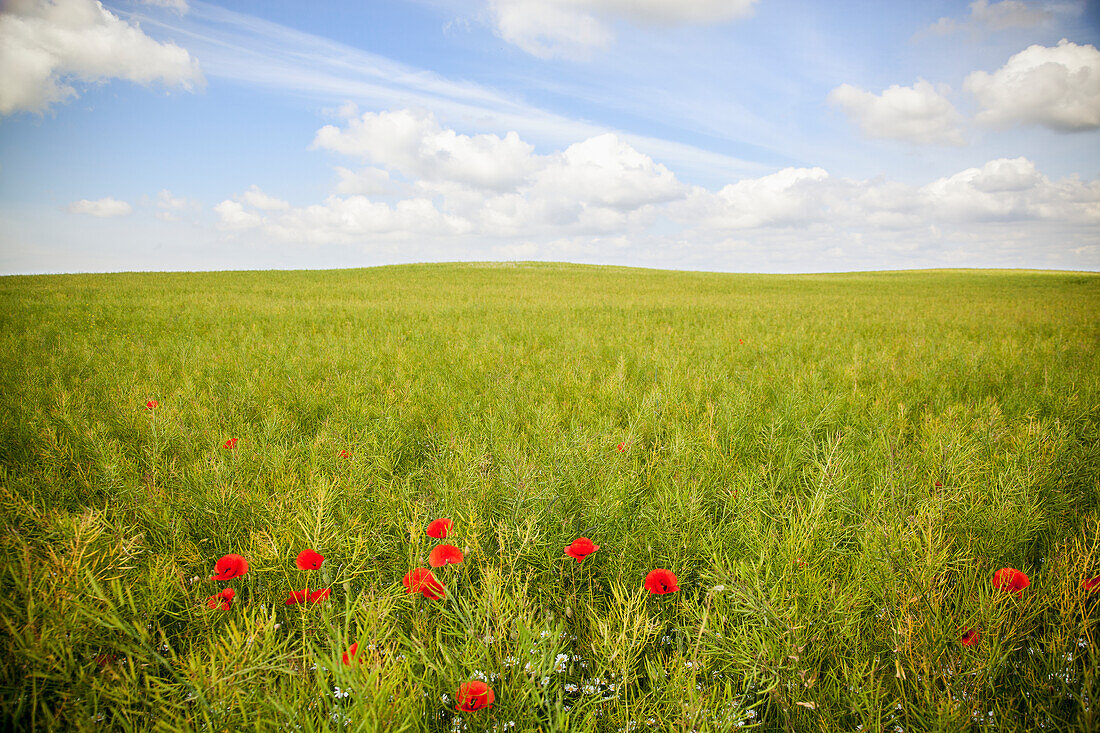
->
left=1, top=0, right=1098, bottom=274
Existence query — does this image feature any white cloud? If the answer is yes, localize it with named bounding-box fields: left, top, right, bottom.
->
left=486, top=0, right=757, bottom=59
left=0, top=0, right=203, bottom=116
left=213, top=200, right=262, bottom=230
left=142, top=0, right=188, bottom=13
left=68, top=197, right=132, bottom=217
left=828, top=80, right=965, bottom=145
left=674, top=167, right=833, bottom=230
left=923, top=0, right=1054, bottom=36
left=313, top=109, right=539, bottom=191
left=334, top=166, right=392, bottom=195
left=965, top=39, right=1100, bottom=131
left=155, top=188, right=189, bottom=210
left=921, top=156, right=1100, bottom=222
left=240, top=185, right=289, bottom=211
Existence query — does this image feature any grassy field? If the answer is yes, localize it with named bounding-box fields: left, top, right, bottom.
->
left=1, top=263, right=1098, bottom=732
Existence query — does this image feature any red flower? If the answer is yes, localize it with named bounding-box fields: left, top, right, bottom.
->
left=426, top=518, right=453, bottom=539
left=206, top=587, right=235, bottom=611
left=146, top=400, right=158, bottom=409
left=1083, top=576, right=1100, bottom=592
left=403, top=568, right=446, bottom=600
left=296, top=549, right=325, bottom=570
left=959, top=628, right=981, bottom=647
left=934, top=481, right=943, bottom=488
left=564, top=537, right=599, bottom=562
left=339, top=450, right=350, bottom=459
left=738, top=339, right=743, bottom=344
left=342, top=642, right=360, bottom=665
left=285, top=588, right=330, bottom=605
left=223, top=438, right=238, bottom=450
left=993, top=567, right=1030, bottom=597
left=616, top=442, right=626, bottom=452
left=795, top=557, right=807, bottom=569
left=212, top=554, right=249, bottom=580
left=644, top=568, right=680, bottom=595
left=455, top=681, right=494, bottom=712
left=428, top=544, right=464, bottom=568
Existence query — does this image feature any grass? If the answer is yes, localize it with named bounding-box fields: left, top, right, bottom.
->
left=0, top=263, right=1098, bottom=732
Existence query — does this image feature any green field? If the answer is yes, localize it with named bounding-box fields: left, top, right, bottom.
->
left=1, top=264, right=1098, bottom=732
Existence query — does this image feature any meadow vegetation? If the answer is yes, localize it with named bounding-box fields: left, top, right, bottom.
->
left=0, top=263, right=1098, bottom=732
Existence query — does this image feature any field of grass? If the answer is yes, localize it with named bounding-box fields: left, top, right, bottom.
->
left=1, top=263, right=1098, bottom=732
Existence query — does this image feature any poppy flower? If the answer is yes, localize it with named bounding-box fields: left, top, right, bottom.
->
left=934, top=481, right=943, bottom=488
left=738, top=339, right=743, bottom=344
left=223, top=438, right=238, bottom=450
left=146, top=400, right=158, bottom=409
left=1083, top=576, right=1100, bottom=592
left=564, top=537, right=599, bottom=563
left=455, top=681, right=494, bottom=712
left=207, top=587, right=235, bottom=611
left=644, top=568, right=680, bottom=595
left=617, top=442, right=626, bottom=452
left=296, top=549, right=325, bottom=570
left=993, top=568, right=1030, bottom=597
left=339, top=450, right=350, bottom=459
left=212, top=554, right=249, bottom=580
left=426, top=518, right=453, bottom=539
left=959, top=628, right=981, bottom=647
left=308, top=588, right=331, bottom=603
left=285, top=588, right=309, bottom=606
left=403, top=568, right=446, bottom=600
left=428, top=544, right=464, bottom=568
left=342, top=642, right=360, bottom=665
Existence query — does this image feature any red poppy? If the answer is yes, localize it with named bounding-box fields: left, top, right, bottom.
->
left=616, top=442, right=626, bottom=452
left=934, top=481, right=943, bottom=488
left=959, top=628, right=981, bottom=647
left=403, top=568, right=446, bottom=600
left=1083, top=576, right=1100, bottom=592
left=223, top=438, right=238, bottom=450
left=738, top=339, right=743, bottom=344
left=207, top=587, right=235, bottom=611
left=146, top=400, right=158, bottom=409
left=428, top=544, right=464, bottom=568
left=426, top=518, right=453, bottom=539
left=339, top=450, right=350, bottom=459
left=455, top=681, right=494, bottom=712
left=644, top=568, right=679, bottom=595
left=342, top=642, right=360, bottom=665
left=308, top=588, right=331, bottom=603
left=564, top=537, right=599, bottom=562
left=285, top=588, right=309, bottom=605
left=296, top=549, right=325, bottom=571
left=993, top=567, right=1030, bottom=597
left=212, top=554, right=249, bottom=580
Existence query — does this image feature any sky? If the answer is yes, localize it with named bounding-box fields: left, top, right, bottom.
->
left=0, top=0, right=1098, bottom=275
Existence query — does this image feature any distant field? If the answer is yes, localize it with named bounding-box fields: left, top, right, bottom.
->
left=1, top=264, right=1098, bottom=732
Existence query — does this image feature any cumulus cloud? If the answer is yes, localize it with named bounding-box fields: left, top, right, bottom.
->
left=486, top=0, right=757, bottom=59
left=0, top=0, right=203, bottom=116
left=828, top=80, right=965, bottom=145
left=925, top=0, right=1054, bottom=35
left=965, top=39, right=1100, bottom=131
left=334, top=166, right=392, bottom=195
left=69, top=197, right=132, bottom=217
left=313, top=109, right=539, bottom=191
left=219, top=109, right=1100, bottom=270
left=240, top=185, right=289, bottom=211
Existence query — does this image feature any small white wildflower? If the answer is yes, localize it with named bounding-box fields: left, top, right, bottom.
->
left=583, top=683, right=597, bottom=695
left=441, top=693, right=450, bottom=704
left=565, top=683, right=579, bottom=693
left=504, top=656, right=517, bottom=667
left=540, top=677, right=550, bottom=687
